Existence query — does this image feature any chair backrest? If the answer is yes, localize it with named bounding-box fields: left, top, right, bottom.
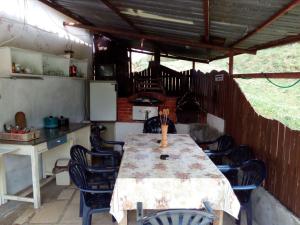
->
left=238, top=159, right=266, bottom=187
left=69, top=160, right=89, bottom=190
left=143, top=116, right=177, bottom=134
left=70, top=145, right=89, bottom=168
left=228, top=145, right=254, bottom=166
left=137, top=202, right=214, bottom=225
left=216, top=135, right=235, bottom=151
left=90, top=125, right=103, bottom=150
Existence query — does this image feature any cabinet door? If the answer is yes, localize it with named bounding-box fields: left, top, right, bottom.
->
left=90, top=82, right=117, bottom=121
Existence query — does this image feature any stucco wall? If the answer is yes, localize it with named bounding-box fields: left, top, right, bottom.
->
left=0, top=1, right=92, bottom=194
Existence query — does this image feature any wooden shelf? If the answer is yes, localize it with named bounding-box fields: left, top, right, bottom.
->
left=9, top=73, right=87, bottom=80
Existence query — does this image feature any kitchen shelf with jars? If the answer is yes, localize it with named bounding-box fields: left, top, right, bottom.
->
left=0, top=47, right=88, bottom=79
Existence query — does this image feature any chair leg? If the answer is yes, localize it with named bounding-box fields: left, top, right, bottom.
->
left=87, top=213, right=92, bottom=225
left=246, top=201, right=252, bottom=225
left=235, top=210, right=241, bottom=225
left=79, top=192, right=83, bottom=217
left=82, top=205, right=91, bottom=225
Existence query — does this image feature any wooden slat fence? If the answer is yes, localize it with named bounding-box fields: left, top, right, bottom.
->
left=191, top=73, right=300, bottom=217
left=130, top=65, right=192, bottom=96
left=224, top=77, right=300, bottom=216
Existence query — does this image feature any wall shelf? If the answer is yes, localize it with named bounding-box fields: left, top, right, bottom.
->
left=0, top=47, right=89, bottom=79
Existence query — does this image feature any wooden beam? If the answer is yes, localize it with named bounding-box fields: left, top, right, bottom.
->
left=99, top=0, right=142, bottom=33
left=64, top=22, right=256, bottom=55
left=251, top=33, right=300, bottom=51
left=128, top=49, right=210, bottom=63
left=39, top=0, right=93, bottom=25
left=234, top=72, right=300, bottom=79
left=203, top=0, right=210, bottom=42
left=231, top=0, right=300, bottom=47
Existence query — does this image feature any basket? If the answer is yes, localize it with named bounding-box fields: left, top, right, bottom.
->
left=0, top=131, right=40, bottom=142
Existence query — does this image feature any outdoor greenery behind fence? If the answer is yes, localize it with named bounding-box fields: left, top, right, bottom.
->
left=132, top=43, right=300, bottom=130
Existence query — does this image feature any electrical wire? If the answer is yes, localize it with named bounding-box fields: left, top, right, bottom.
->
left=238, top=74, right=300, bottom=88
left=264, top=75, right=300, bottom=88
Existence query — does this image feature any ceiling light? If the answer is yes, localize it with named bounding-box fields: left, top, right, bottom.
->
left=121, top=9, right=194, bottom=25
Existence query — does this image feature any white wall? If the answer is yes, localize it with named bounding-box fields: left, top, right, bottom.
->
left=0, top=0, right=92, bottom=194
left=207, top=113, right=225, bottom=133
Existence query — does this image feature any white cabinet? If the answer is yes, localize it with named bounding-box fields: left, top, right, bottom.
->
left=0, top=47, right=88, bottom=79
left=90, top=81, right=117, bottom=121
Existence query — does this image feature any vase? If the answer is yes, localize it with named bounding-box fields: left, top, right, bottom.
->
left=160, top=124, right=168, bottom=148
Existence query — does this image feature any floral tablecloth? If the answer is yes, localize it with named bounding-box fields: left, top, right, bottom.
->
left=110, top=134, right=240, bottom=222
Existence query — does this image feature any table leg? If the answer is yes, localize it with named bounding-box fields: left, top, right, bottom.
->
left=119, top=210, right=128, bottom=225
left=0, top=155, right=7, bottom=205
left=31, top=150, right=41, bottom=208
left=213, top=210, right=224, bottom=225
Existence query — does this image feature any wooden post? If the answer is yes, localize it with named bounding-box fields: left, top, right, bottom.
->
left=129, top=50, right=132, bottom=74
left=153, top=49, right=161, bottom=78
left=229, top=54, right=234, bottom=75
left=192, top=61, right=195, bottom=70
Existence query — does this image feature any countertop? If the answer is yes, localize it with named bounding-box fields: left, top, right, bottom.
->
left=0, top=123, right=90, bottom=146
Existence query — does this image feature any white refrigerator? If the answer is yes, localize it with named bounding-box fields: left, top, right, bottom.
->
left=90, top=81, right=117, bottom=121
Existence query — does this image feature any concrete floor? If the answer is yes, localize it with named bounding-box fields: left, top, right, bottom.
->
left=0, top=180, right=256, bottom=225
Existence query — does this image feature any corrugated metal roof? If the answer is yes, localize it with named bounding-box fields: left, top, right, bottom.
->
left=236, top=4, right=300, bottom=48
left=50, top=0, right=300, bottom=61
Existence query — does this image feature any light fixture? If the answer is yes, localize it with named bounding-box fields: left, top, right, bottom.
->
left=121, top=9, right=194, bottom=25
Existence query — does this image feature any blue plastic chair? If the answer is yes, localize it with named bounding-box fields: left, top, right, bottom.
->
left=90, top=125, right=124, bottom=165
left=70, top=145, right=118, bottom=217
left=197, top=134, right=235, bottom=152
left=206, top=145, right=254, bottom=169
left=222, top=160, right=266, bottom=225
left=69, top=161, right=115, bottom=225
left=136, top=201, right=215, bottom=225
left=143, top=116, right=177, bottom=134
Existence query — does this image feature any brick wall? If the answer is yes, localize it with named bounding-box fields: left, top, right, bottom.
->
left=117, top=97, right=177, bottom=122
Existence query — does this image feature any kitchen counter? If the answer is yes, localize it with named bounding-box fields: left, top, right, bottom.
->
left=0, top=123, right=91, bottom=209
left=0, top=123, right=90, bottom=146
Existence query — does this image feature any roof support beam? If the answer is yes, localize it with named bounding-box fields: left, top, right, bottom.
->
left=229, top=54, right=234, bottom=75
left=39, top=0, right=93, bottom=25
left=64, top=22, right=256, bottom=55
left=234, top=72, right=300, bottom=79
left=231, top=0, right=300, bottom=47
left=99, top=0, right=142, bottom=33
left=251, top=33, right=300, bottom=50
left=130, top=49, right=209, bottom=64
left=203, top=0, right=210, bottom=42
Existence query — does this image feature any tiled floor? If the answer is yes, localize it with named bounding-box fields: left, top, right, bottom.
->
left=0, top=180, right=255, bottom=225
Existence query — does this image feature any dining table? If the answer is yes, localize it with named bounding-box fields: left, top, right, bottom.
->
left=110, top=133, right=240, bottom=225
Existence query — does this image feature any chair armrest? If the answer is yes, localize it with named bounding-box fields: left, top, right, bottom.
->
left=80, top=187, right=113, bottom=194
left=86, top=166, right=117, bottom=173
left=219, top=165, right=239, bottom=173
left=232, top=185, right=257, bottom=191
left=196, top=140, right=216, bottom=146
left=102, top=140, right=125, bottom=147
left=217, top=165, right=238, bottom=173
left=205, top=148, right=234, bottom=157
left=86, top=150, right=116, bottom=157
